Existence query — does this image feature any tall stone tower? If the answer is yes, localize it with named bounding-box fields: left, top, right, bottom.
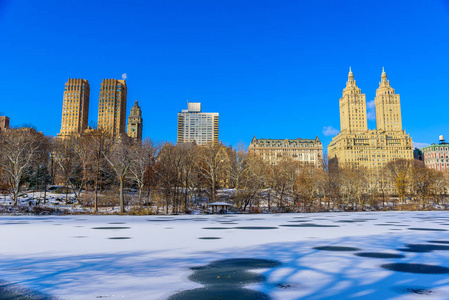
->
left=339, top=68, right=368, bottom=133
left=127, top=100, right=143, bottom=142
left=98, top=79, right=127, bottom=137
left=58, top=78, right=90, bottom=137
left=375, top=68, right=402, bottom=132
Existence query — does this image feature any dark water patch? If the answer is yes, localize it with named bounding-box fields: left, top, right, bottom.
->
left=275, top=283, right=292, bottom=289
left=54, top=224, right=62, bottom=226
left=202, top=227, right=233, bottom=230
left=375, top=224, right=393, bottom=226
left=408, top=228, right=447, bottom=231
left=218, top=222, right=239, bottom=224
left=335, top=220, right=366, bottom=223
left=165, top=227, right=173, bottom=229
left=92, top=227, right=130, bottom=230
left=108, top=237, right=131, bottom=240
left=314, top=246, right=360, bottom=252
left=280, top=223, right=339, bottom=228
left=382, top=263, right=449, bottom=274
left=42, top=220, right=53, bottom=222
left=198, top=237, right=222, bottom=240
left=147, top=219, right=172, bottom=222
left=393, top=225, right=409, bottom=227
left=108, top=222, right=126, bottom=224
left=76, top=219, right=87, bottom=221
left=73, top=236, right=87, bottom=238
left=234, top=226, right=278, bottom=230
left=169, top=258, right=280, bottom=300
left=403, top=244, right=449, bottom=251
left=389, top=229, right=402, bottom=231
left=169, top=287, right=270, bottom=300
left=75, top=225, right=84, bottom=227
left=385, top=221, right=401, bottom=223
left=394, top=286, right=435, bottom=295
left=428, top=240, right=449, bottom=244
left=397, top=248, right=432, bottom=253
left=0, top=280, right=55, bottom=299
left=355, top=252, right=405, bottom=259
left=248, top=218, right=265, bottom=221
left=287, top=220, right=309, bottom=223
left=3, top=222, right=30, bottom=225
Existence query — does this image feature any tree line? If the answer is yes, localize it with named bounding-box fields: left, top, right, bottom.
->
left=0, top=127, right=448, bottom=214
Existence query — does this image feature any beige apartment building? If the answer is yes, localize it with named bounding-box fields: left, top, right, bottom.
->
left=249, top=136, right=323, bottom=167
left=127, top=100, right=143, bottom=141
left=57, top=78, right=90, bottom=138
left=98, top=79, right=127, bottom=137
left=328, top=68, right=413, bottom=169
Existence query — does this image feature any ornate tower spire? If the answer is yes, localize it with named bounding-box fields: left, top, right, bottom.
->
left=381, top=67, right=387, bottom=84
left=127, top=100, right=143, bottom=142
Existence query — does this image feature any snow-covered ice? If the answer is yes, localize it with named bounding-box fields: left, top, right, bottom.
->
left=1, top=211, right=449, bottom=299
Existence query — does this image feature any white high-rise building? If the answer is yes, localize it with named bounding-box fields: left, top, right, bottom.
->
left=177, top=101, right=219, bottom=145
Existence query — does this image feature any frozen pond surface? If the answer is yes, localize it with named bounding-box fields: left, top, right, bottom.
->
left=2, top=211, right=449, bottom=299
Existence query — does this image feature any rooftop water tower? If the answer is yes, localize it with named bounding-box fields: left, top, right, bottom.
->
left=439, top=135, right=445, bottom=144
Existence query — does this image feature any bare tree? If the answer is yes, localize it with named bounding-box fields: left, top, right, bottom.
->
left=102, top=135, right=134, bottom=213
left=129, top=138, right=160, bottom=206
left=0, top=128, right=46, bottom=205
left=53, top=136, right=89, bottom=203
left=196, top=143, right=230, bottom=203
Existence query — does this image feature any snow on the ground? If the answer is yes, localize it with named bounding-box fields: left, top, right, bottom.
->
left=1, top=211, right=449, bottom=299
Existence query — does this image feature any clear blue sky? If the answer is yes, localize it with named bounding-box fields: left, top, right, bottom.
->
left=1, top=0, right=449, bottom=151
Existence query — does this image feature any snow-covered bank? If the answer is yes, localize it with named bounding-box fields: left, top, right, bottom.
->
left=1, top=212, right=449, bottom=299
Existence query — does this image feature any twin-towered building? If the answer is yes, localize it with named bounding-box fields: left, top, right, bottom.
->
left=328, top=68, right=413, bottom=169
left=57, top=78, right=143, bottom=141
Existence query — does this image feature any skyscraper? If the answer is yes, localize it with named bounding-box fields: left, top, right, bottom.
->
left=375, top=68, right=403, bottom=132
left=127, top=100, right=143, bottom=141
left=339, top=67, right=368, bottom=133
left=97, top=79, right=127, bottom=137
left=177, top=101, right=219, bottom=145
left=58, top=78, right=90, bottom=137
left=328, top=69, right=413, bottom=169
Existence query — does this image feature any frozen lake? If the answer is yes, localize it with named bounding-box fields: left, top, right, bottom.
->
left=1, top=211, right=449, bottom=299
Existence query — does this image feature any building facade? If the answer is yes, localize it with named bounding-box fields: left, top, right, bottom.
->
left=177, top=102, right=219, bottom=145
left=328, top=69, right=413, bottom=169
left=127, top=100, right=143, bottom=141
left=98, top=79, right=127, bottom=137
left=249, top=136, right=323, bottom=167
left=422, top=136, right=449, bottom=171
left=57, top=78, right=90, bottom=138
left=0, top=116, right=10, bottom=132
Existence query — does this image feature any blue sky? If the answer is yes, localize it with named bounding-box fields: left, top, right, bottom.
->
left=1, top=0, right=448, bottom=151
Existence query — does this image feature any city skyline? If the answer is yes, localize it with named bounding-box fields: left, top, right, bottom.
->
left=1, top=1, right=449, bottom=149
